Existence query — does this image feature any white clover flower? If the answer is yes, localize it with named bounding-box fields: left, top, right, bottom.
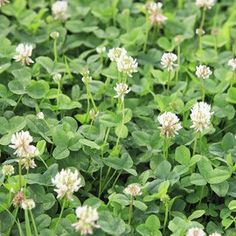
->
left=37, top=112, right=44, bottom=120
left=161, top=52, right=178, bottom=71
left=174, top=35, right=184, bottom=44
left=21, top=199, right=36, bottom=210
left=124, top=184, right=142, bottom=197
left=149, top=12, right=168, bottom=26
left=96, top=46, right=106, bottom=54
left=158, top=112, right=182, bottom=138
left=13, top=191, right=25, bottom=208
left=72, top=206, right=99, bottom=235
left=52, top=169, right=82, bottom=200
left=196, top=65, right=212, bottom=79
left=146, top=2, right=163, bottom=13
left=52, top=1, right=68, bottom=21
left=89, top=109, right=99, bottom=121
left=108, top=47, right=127, bottom=62
left=13, top=44, right=34, bottom=66
left=114, top=83, right=130, bottom=101
left=9, top=131, right=38, bottom=158
left=53, top=73, right=62, bottom=83
left=190, top=102, right=213, bottom=133
left=146, top=2, right=167, bottom=26
left=117, top=54, right=138, bottom=77
left=228, top=58, right=236, bottom=71
left=195, top=0, right=216, bottom=9
left=0, top=0, right=9, bottom=7
left=196, top=28, right=205, bottom=36
left=209, top=233, right=221, bottom=236
left=50, top=31, right=60, bottom=39
left=2, top=165, right=14, bottom=176
left=81, top=69, right=92, bottom=84
left=19, top=158, right=37, bottom=170
left=186, top=227, right=205, bottom=236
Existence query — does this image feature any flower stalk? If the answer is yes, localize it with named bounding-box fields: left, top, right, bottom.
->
left=55, top=199, right=66, bottom=232
left=128, top=196, right=134, bottom=225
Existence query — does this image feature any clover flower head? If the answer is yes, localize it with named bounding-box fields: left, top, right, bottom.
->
left=53, top=73, right=62, bottom=83
left=228, top=58, right=236, bottom=71
left=196, top=65, right=212, bottom=79
left=19, top=158, right=37, bottom=170
left=37, top=112, right=44, bottom=120
left=72, top=206, right=99, bottom=235
left=186, top=227, right=206, bottom=236
left=116, top=54, right=138, bottom=77
left=149, top=11, right=167, bottom=26
left=114, top=83, right=130, bottom=101
left=13, top=191, right=25, bottom=208
left=81, top=68, right=92, bottom=84
left=146, top=2, right=163, bottom=13
left=52, top=1, right=68, bottom=20
left=13, top=43, right=34, bottom=66
left=51, top=169, right=82, bottom=200
left=50, top=31, right=60, bottom=39
left=9, top=131, right=38, bottom=158
left=161, top=52, right=178, bottom=71
left=89, top=109, right=99, bottom=121
left=108, top=47, right=127, bottom=62
left=174, top=35, right=184, bottom=44
left=195, top=0, right=216, bottom=9
left=2, top=165, right=14, bottom=176
left=146, top=2, right=167, bottom=25
left=124, top=183, right=142, bottom=197
left=96, top=46, right=106, bottom=54
left=190, top=102, right=213, bottom=133
left=209, top=233, right=221, bottom=236
left=158, top=112, right=182, bottom=138
left=21, top=198, right=36, bottom=210
left=196, top=28, right=205, bottom=36
left=0, top=0, right=9, bottom=7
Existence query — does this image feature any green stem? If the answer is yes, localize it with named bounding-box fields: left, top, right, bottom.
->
left=176, top=45, right=180, bottom=83
left=167, top=71, right=171, bottom=92
left=163, top=204, right=169, bottom=232
left=214, top=35, right=218, bottom=55
left=163, top=138, right=170, bottom=160
left=30, top=210, right=39, bottom=236
left=38, top=155, right=48, bottom=169
left=197, top=186, right=204, bottom=207
left=128, top=196, right=133, bottom=225
left=13, top=95, right=23, bottom=112
left=24, top=210, right=32, bottom=236
left=55, top=199, right=66, bottom=232
left=143, top=13, right=150, bottom=52
left=2, top=206, right=19, bottom=236
left=17, top=219, right=24, bottom=236
left=201, top=79, right=205, bottom=101
left=99, top=128, right=111, bottom=197
left=86, top=94, right=90, bottom=122
left=86, top=83, right=98, bottom=112
left=198, top=9, right=206, bottom=54
left=18, top=162, right=22, bottom=189
left=192, top=134, right=198, bottom=156
left=53, top=38, right=58, bottom=62
left=230, top=71, right=235, bottom=88
left=111, top=170, right=122, bottom=189
left=100, top=170, right=117, bottom=195
left=114, top=99, right=125, bottom=151
left=64, top=56, right=73, bottom=80
left=178, top=0, right=184, bottom=9
left=56, top=81, right=61, bottom=109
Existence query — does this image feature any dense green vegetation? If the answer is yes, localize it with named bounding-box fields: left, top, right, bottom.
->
left=0, top=0, right=236, bottom=235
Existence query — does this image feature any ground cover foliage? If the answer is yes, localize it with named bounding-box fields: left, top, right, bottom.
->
left=0, top=0, right=236, bottom=235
